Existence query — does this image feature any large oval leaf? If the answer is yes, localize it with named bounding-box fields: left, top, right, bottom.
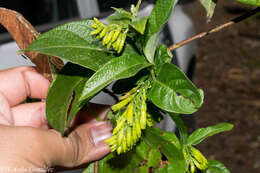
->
left=187, top=123, right=233, bottom=146
left=46, top=63, right=93, bottom=134
left=148, top=63, right=204, bottom=114
left=79, top=53, right=152, bottom=102
left=236, top=0, right=260, bottom=6
left=25, top=20, right=113, bottom=71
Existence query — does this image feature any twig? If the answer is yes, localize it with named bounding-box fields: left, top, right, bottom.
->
left=168, top=7, right=260, bottom=51
left=94, top=161, right=98, bottom=173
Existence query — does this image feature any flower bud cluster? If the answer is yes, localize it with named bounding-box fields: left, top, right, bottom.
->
left=106, top=83, right=153, bottom=154
left=183, top=146, right=208, bottom=173
left=91, top=18, right=127, bottom=53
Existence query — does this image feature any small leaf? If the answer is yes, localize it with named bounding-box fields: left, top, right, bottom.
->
left=79, top=53, right=152, bottom=102
left=46, top=63, right=93, bottom=134
left=144, top=31, right=161, bottom=64
left=154, top=44, right=172, bottom=74
left=130, top=16, right=148, bottom=34
left=148, top=63, right=204, bottom=114
left=144, top=0, right=178, bottom=63
left=204, top=159, right=230, bottom=173
left=187, top=123, right=234, bottom=146
left=236, top=0, right=260, bottom=6
left=26, top=20, right=113, bottom=71
left=199, top=0, right=218, bottom=19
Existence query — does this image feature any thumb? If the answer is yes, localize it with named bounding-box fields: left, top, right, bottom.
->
left=45, top=121, right=113, bottom=167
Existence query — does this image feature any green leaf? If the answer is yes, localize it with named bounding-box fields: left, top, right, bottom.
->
left=199, top=0, right=218, bottom=19
left=97, top=140, right=150, bottom=173
left=130, top=16, right=148, bottom=34
left=144, top=127, right=186, bottom=173
left=204, top=159, right=230, bottom=173
left=147, top=149, right=161, bottom=168
left=144, top=0, right=178, bottom=63
left=25, top=20, right=113, bottom=71
left=148, top=63, right=204, bottom=114
left=154, top=44, right=172, bottom=74
left=187, top=123, right=234, bottom=146
left=147, top=0, right=178, bottom=36
left=79, top=53, right=152, bottom=102
left=144, top=31, right=160, bottom=64
left=236, top=0, right=260, bottom=6
left=46, top=63, right=93, bottom=134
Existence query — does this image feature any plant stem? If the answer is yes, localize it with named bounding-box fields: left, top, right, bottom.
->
left=94, top=161, right=98, bottom=173
left=168, top=7, right=260, bottom=51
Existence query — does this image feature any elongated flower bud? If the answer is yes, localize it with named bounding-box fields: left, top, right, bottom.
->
left=99, top=26, right=108, bottom=38
left=90, top=27, right=103, bottom=35
left=191, top=147, right=208, bottom=169
left=127, top=103, right=134, bottom=125
left=112, top=94, right=136, bottom=112
left=112, top=26, right=122, bottom=42
left=126, top=127, right=132, bottom=147
left=118, top=33, right=126, bottom=53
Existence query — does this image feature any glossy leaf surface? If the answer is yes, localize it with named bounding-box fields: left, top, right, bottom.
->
left=187, top=123, right=234, bottom=145
left=79, top=53, right=151, bottom=102
left=148, top=63, right=204, bottom=114
left=26, top=20, right=112, bottom=71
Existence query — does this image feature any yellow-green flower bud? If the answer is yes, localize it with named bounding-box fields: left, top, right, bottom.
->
left=190, top=162, right=195, bottom=173
left=93, top=17, right=104, bottom=27
left=135, top=115, right=141, bottom=138
left=191, top=147, right=208, bottom=169
left=105, top=30, right=114, bottom=44
left=126, top=103, right=134, bottom=125
left=118, top=33, right=126, bottom=53
left=99, top=26, right=108, bottom=38
left=107, top=41, right=112, bottom=49
left=112, top=26, right=122, bottom=42
left=117, top=146, right=122, bottom=155
left=126, top=127, right=132, bottom=147
left=112, top=94, right=136, bottom=112
left=117, top=129, right=124, bottom=146
left=91, top=23, right=99, bottom=29
left=90, top=27, right=103, bottom=35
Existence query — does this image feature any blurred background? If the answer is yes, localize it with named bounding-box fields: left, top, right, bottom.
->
left=181, top=1, right=260, bottom=173
left=0, top=0, right=259, bottom=173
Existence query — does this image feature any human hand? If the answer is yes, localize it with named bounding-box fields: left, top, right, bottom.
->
left=0, top=66, right=112, bottom=172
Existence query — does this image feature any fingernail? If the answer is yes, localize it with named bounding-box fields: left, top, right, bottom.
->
left=91, top=122, right=113, bottom=145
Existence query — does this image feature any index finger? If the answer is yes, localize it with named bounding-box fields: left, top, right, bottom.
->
left=0, top=66, right=50, bottom=106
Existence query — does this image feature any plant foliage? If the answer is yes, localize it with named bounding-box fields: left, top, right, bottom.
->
left=23, top=0, right=258, bottom=172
